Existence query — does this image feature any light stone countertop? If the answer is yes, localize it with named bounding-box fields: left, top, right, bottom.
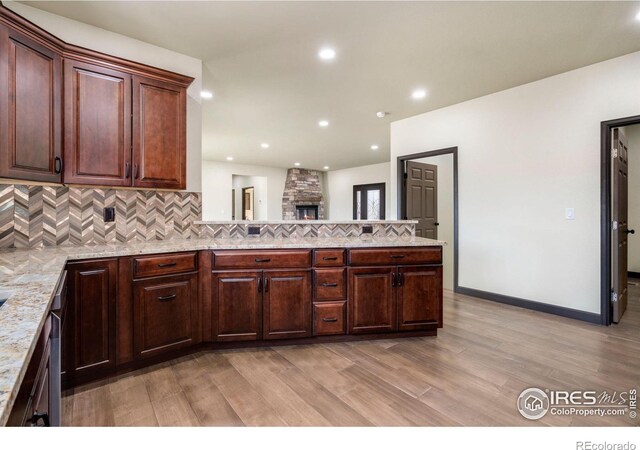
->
left=195, top=220, right=419, bottom=225
left=0, top=235, right=444, bottom=425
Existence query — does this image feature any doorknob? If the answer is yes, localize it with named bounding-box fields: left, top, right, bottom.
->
left=434, top=222, right=440, bottom=226
left=626, top=229, right=636, bottom=234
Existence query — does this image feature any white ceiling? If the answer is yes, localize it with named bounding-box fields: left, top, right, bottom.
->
left=18, top=1, right=640, bottom=170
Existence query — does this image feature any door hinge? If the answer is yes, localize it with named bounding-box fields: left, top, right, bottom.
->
left=612, top=292, right=618, bottom=303
left=613, top=221, right=618, bottom=231
left=612, top=147, right=618, bottom=158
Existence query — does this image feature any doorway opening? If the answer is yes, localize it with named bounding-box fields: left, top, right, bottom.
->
left=397, top=147, right=458, bottom=291
left=601, top=115, right=640, bottom=325
left=242, top=186, right=254, bottom=220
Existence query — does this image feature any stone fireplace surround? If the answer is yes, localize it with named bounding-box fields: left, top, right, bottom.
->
left=281, top=168, right=325, bottom=220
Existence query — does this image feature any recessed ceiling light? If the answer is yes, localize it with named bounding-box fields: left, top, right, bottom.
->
left=318, top=47, right=336, bottom=60
left=323, top=166, right=330, bottom=170
left=261, top=143, right=270, bottom=149
left=318, top=120, right=329, bottom=127
left=636, top=10, right=640, bottom=21
left=226, top=156, right=233, bottom=161
left=411, top=89, right=427, bottom=100
left=371, top=145, right=379, bottom=150
left=200, top=91, right=213, bottom=99
left=294, top=162, right=301, bottom=167
left=376, top=111, right=388, bottom=118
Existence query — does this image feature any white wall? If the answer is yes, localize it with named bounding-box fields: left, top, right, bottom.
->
left=202, top=161, right=287, bottom=220
left=232, top=175, right=268, bottom=220
left=6, top=1, right=204, bottom=192
left=415, top=155, right=455, bottom=290
left=391, top=51, right=640, bottom=314
left=626, top=125, right=640, bottom=273
left=326, top=162, right=391, bottom=220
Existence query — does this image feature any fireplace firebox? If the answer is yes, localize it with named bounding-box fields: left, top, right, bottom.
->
left=296, top=205, right=319, bottom=220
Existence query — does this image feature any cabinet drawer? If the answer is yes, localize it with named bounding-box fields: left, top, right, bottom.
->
left=313, top=249, right=345, bottom=267
left=348, top=247, right=442, bottom=266
left=133, top=252, right=197, bottom=278
left=313, top=301, right=346, bottom=336
left=314, top=269, right=346, bottom=301
left=212, top=250, right=311, bottom=269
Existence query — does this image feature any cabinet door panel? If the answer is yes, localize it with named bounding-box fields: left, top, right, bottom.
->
left=212, top=271, right=262, bottom=341
left=67, top=259, right=117, bottom=377
left=63, top=59, right=131, bottom=186
left=397, top=266, right=442, bottom=330
left=348, top=267, right=396, bottom=334
left=263, top=270, right=311, bottom=340
left=133, top=76, right=186, bottom=189
left=0, top=25, right=61, bottom=182
left=134, top=274, right=198, bottom=359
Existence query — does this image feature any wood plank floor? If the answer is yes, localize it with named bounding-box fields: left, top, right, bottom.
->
left=62, top=287, right=640, bottom=426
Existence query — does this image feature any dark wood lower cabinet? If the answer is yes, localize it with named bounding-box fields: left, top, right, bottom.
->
left=397, top=266, right=442, bottom=330
left=133, top=273, right=198, bottom=359
left=212, top=271, right=262, bottom=341
left=65, top=259, right=117, bottom=381
left=53, top=247, right=443, bottom=392
left=263, top=270, right=311, bottom=340
left=349, top=267, right=396, bottom=334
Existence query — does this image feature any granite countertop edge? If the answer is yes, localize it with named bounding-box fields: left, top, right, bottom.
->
left=0, top=235, right=444, bottom=425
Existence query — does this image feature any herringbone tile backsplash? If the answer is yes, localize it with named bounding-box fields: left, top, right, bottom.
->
left=0, top=184, right=202, bottom=249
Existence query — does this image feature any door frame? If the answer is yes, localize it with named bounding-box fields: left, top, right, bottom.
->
left=600, top=115, right=640, bottom=325
left=397, top=147, right=459, bottom=290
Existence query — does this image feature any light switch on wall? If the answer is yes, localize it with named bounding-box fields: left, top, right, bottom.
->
left=565, top=208, right=575, bottom=220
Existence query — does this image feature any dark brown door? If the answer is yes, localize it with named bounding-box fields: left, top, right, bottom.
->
left=353, top=183, right=385, bottom=220
left=263, top=270, right=312, bottom=340
left=612, top=128, right=629, bottom=323
left=212, top=271, right=262, bottom=341
left=66, top=259, right=117, bottom=378
left=397, top=265, right=442, bottom=330
left=405, top=161, right=438, bottom=239
left=0, top=25, right=62, bottom=182
left=348, top=267, right=396, bottom=334
left=132, top=76, right=186, bottom=189
left=133, top=274, right=198, bottom=359
left=63, top=59, right=132, bottom=186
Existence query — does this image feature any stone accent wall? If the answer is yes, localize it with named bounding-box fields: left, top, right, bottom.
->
left=0, top=184, right=201, bottom=249
left=282, top=168, right=325, bottom=220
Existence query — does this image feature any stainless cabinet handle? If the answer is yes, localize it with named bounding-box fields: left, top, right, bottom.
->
left=255, top=258, right=271, bottom=263
left=158, top=262, right=177, bottom=268
left=322, top=317, right=338, bottom=323
left=158, top=294, right=176, bottom=301
left=321, top=283, right=338, bottom=287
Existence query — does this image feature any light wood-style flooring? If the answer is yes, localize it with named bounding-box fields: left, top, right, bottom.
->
left=62, top=287, right=640, bottom=426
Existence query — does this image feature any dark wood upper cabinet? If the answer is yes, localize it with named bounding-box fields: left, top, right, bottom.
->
left=0, top=4, right=193, bottom=188
left=263, top=270, right=311, bottom=340
left=63, top=59, right=132, bottom=186
left=133, top=76, right=186, bottom=189
left=0, top=23, right=62, bottom=182
left=65, top=259, right=117, bottom=380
